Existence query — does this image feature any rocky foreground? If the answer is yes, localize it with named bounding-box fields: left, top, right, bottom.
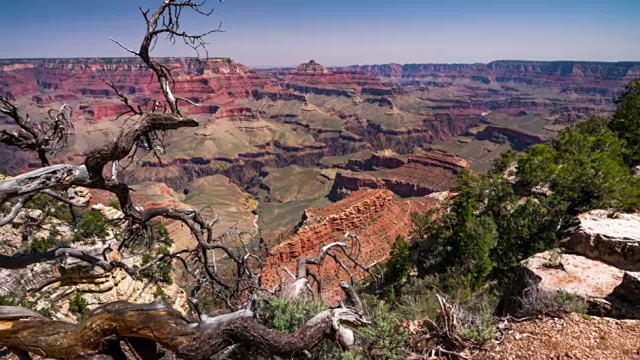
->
left=507, top=210, right=640, bottom=320
left=479, top=313, right=640, bottom=360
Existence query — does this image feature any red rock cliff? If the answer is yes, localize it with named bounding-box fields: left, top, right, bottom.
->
left=261, top=189, right=437, bottom=302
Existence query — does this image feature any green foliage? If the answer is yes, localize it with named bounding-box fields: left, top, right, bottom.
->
left=259, top=297, right=327, bottom=334
left=140, top=245, right=174, bottom=285
left=30, top=225, right=66, bottom=254
left=108, top=200, right=121, bottom=210
left=411, top=171, right=499, bottom=291
left=411, top=112, right=640, bottom=294
left=72, top=209, right=109, bottom=242
left=384, top=235, right=411, bottom=289
left=68, top=292, right=89, bottom=318
left=30, top=236, right=50, bottom=254
left=154, top=221, right=174, bottom=245
left=555, top=290, right=588, bottom=314
left=609, top=78, right=640, bottom=165
left=37, top=306, right=53, bottom=318
left=27, top=193, right=74, bottom=223
left=0, top=293, right=18, bottom=306
left=490, top=198, right=560, bottom=283
left=518, top=117, right=640, bottom=214
left=153, top=286, right=168, bottom=300
left=455, top=291, right=499, bottom=344
left=355, top=296, right=409, bottom=360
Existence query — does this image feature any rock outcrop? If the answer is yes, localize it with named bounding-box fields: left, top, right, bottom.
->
left=329, top=150, right=468, bottom=200
left=261, top=189, right=441, bottom=302
left=474, top=126, right=546, bottom=150
left=294, top=60, right=328, bottom=74
left=507, top=210, right=640, bottom=319
left=561, top=210, right=640, bottom=271
left=0, top=223, right=188, bottom=322
left=0, top=188, right=189, bottom=322
left=278, top=60, right=393, bottom=97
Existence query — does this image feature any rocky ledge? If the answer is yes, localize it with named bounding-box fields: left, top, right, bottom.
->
left=507, top=210, right=640, bottom=319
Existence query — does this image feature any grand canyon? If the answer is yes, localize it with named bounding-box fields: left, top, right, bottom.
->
left=1, top=1, right=640, bottom=356
left=1, top=58, right=636, bottom=249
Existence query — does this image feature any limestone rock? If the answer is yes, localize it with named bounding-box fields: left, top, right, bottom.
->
left=561, top=210, right=640, bottom=271
left=507, top=210, right=640, bottom=320
left=91, top=203, right=125, bottom=221
left=612, top=272, right=640, bottom=302
left=507, top=251, right=640, bottom=319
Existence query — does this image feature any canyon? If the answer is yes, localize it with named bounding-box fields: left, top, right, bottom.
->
left=0, top=57, right=636, bottom=298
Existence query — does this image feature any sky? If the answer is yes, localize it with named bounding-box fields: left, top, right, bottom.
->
left=0, top=0, right=639, bottom=67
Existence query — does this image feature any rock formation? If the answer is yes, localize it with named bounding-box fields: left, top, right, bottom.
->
left=0, top=208, right=188, bottom=322
left=329, top=150, right=468, bottom=200
left=0, top=184, right=189, bottom=322
left=294, top=60, right=328, bottom=74
left=261, top=189, right=441, bottom=302
left=507, top=210, right=640, bottom=319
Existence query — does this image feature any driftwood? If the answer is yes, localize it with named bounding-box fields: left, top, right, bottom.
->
left=0, top=283, right=368, bottom=359
left=405, top=295, right=474, bottom=360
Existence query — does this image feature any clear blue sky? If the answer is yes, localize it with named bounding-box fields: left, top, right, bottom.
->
left=0, top=0, right=638, bottom=67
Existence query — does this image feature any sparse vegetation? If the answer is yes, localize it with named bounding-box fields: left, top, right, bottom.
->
left=68, top=292, right=89, bottom=318
left=72, top=209, right=110, bottom=243
left=140, top=245, right=174, bottom=285
left=30, top=236, right=49, bottom=254
left=0, top=293, right=18, bottom=306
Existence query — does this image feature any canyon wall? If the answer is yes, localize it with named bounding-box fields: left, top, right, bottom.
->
left=261, top=189, right=439, bottom=302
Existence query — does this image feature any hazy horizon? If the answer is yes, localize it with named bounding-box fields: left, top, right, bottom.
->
left=1, top=0, right=639, bottom=67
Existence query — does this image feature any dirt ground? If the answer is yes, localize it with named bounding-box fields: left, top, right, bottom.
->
left=477, top=313, right=640, bottom=360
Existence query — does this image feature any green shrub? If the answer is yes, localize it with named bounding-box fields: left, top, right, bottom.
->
left=72, top=209, right=109, bottom=242
left=37, top=306, right=53, bottom=318
left=140, top=245, right=174, bottom=285
left=108, top=200, right=121, bottom=210
left=153, top=286, right=168, bottom=300
left=518, top=117, right=640, bottom=214
left=154, top=221, right=174, bottom=245
left=383, top=235, right=411, bottom=292
left=30, top=236, right=50, bottom=254
left=355, top=295, right=409, bottom=360
left=411, top=171, right=499, bottom=291
left=555, top=291, right=588, bottom=314
left=259, top=297, right=327, bottom=334
left=455, top=291, right=499, bottom=344
left=609, top=78, right=640, bottom=165
left=0, top=293, right=18, bottom=306
left=26, top=193, right=74, bottom=223
left=68, top=292, right=89, bottom=318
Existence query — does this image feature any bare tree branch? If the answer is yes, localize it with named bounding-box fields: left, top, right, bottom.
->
left=0, top=286, right=368, bottom=359
left=0, top=95, right=74, bottom=167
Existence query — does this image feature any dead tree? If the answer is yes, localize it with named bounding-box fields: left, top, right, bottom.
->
left=280, top=233, right=384, bottom=302
left=0, top=1, right=371, bottom=358
left=0, top=283, right=368, bottom=359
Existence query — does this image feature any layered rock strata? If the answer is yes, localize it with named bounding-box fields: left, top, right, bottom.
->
left=261, top=189, right=440, bottom=302
left=329, top=151, right=468, bottom=200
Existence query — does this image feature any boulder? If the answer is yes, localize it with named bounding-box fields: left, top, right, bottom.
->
left=506, top=250, right=640, bottom=319
left=612, top=272, right=640, bottom=302
left=507, top=210, right=640, bottom=319
left=561, top=210, right=640, bottom=271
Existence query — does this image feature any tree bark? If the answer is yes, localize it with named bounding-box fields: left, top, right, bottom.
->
left=0, top=299, right=367, bottom=359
